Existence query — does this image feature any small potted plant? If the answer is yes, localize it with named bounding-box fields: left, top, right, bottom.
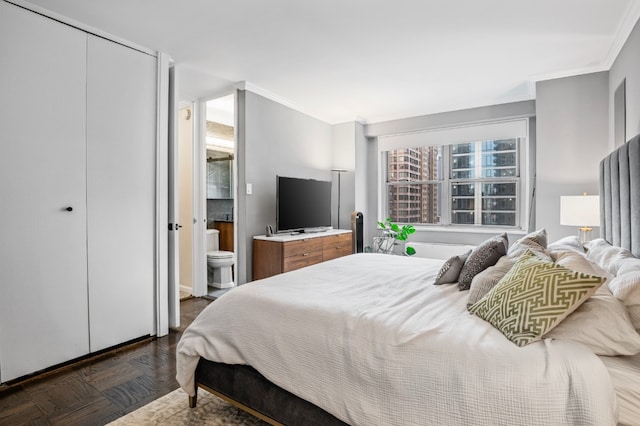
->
left=373, top=218, right=416, bottom=255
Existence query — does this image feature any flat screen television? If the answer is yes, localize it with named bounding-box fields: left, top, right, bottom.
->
left=276, top=176, right=332, bottom=233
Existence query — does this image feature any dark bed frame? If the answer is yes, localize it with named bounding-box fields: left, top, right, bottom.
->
left=188, top=133, right=640, bottom=425
left=189, top=358, right=347, bottom=425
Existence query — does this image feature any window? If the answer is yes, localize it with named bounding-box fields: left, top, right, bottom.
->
left=387, top=146, right=442, bottom=225
left=385, top=138, right=522, bottom=228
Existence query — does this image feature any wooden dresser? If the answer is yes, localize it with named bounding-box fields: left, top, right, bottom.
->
left=253, top=230, right=352, bottom=280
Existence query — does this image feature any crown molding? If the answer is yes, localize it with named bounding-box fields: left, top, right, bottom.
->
left=234, top=81, right=347, bottom=124
left=531, top=3, right=640, bottom=83
left=603, top=0, right=640, bottom=69
left=233, top=81, right=299, bottom=112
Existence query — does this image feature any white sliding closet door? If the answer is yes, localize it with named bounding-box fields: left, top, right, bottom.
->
left=0, top=2, right=89, bottom=381
left=86, top=35, right=156, bottom=352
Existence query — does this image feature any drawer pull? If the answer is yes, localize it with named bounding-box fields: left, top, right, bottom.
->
left=302, top=253, right=309, bottom=256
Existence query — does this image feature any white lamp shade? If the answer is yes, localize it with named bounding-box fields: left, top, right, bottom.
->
left=560, top=195, right=600, bottom=227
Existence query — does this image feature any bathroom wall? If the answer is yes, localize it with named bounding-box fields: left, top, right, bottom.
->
left=207, top=199, right=234, bottom=225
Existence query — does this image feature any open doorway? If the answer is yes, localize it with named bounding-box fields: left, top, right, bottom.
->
left=203, top=94, right=237, bottom=298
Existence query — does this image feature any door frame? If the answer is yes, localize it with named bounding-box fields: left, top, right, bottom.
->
left=193, top=89, right=238, bottom=297
left=155, top=53, right=171, bottom=336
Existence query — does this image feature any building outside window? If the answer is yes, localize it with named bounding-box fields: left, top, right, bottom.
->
left=385, top=139, right=521, bottom=228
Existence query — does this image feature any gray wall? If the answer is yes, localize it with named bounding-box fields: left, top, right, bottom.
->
left=535, top=72, right=609, bottom=242
left=331, top=122, right=357, bottom=230
left=236, top=90, right=333, bottom=283
left=360, top=101, right=537, bottom=248
left=610, top=17, right=640, bottom=148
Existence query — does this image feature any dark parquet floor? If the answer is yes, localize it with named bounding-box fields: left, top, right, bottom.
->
left=0, top=297, right=213, bottom=425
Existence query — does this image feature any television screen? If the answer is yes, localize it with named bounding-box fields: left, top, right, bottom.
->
left=276, top=176, right=332, bottom=232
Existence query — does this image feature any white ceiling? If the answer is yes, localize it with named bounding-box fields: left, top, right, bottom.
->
left=22, top=0, right=640, bottom=124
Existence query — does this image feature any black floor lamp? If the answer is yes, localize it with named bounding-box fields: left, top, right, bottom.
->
left=331, top=169, right=347, bottom=229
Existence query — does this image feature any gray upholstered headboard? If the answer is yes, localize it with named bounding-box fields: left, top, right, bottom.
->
left=599, top=133, right=640, bottom=256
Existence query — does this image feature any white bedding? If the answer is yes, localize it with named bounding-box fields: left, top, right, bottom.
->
left=600, top=353, right=640, bottom=426
left=177, top=253, right=617, bottom=425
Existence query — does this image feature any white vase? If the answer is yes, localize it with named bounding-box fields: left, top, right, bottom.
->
left=373, top=236, right=396, bottom=254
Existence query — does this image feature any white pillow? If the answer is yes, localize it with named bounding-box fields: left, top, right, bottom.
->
left=554, top=250, right=613, bottom=295
left=545, top=294, right=640, bottom=356
left=607, top=271, right=640, bottom=331
left=547, top=236, right=585, bottom=254
left=616, top=257, right=640, bottom=277
left=585, top=238, right=635, bottom=276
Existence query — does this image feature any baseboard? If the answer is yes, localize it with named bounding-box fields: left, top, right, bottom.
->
left=180, top=284, right=192, bottom=295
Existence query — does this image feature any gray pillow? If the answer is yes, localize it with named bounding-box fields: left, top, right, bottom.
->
left=433, top=250, right=472, bottom=285
left=458, top=233, right=508, bottom=291
left=466, top=256, right=516, bottom=306
left=507, top=228, right=549, bottom=259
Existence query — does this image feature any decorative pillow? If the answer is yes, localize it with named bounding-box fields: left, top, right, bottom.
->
left=507, top=228, right=548, bottom=259
left=468, top=250, right=604, bottom=347
left=607, top=271, right=640, bottom=330
left=547, top=235, right=585, bottom=254
left=545, top=294, right=640, bottom=356
left=433, top=250, right=472, bottom=285
left=585, top=238, right=635, bottom=276
left=457, top=233, right=508, bottom=291
left=466, top=256, right=516, bottom=307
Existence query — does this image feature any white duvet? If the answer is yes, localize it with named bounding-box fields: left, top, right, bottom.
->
left=177, top=253, right=617, bottom=425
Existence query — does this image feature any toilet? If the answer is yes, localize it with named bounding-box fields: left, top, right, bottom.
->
left=206, top=229, right=235, bottom=289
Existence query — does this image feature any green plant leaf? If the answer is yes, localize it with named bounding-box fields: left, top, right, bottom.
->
left=376, top=219, right=416, bottom=254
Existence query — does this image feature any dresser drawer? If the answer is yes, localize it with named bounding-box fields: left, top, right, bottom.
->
left=322, top=233, right=352, bottom=261
left=282, top=238, right=323, bottom=258
left=253, top=231, right=353, bottom=280
left=323, top=244, right=352, bottom=261
left=283, top=250, right=323, bottom=272
left=322, top=233, right=352, bottom=248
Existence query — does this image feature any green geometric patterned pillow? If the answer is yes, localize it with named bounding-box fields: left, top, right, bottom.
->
left=468, top=250, right=604, bottom=347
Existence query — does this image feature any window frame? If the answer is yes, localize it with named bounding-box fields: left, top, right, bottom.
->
left=449, top=139, right=520, bottom=227
left=378, top=119, right=530, bottom=231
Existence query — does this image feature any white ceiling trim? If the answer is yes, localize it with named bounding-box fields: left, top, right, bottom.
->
left=234, top=81, right=368, bottom=125
left=531, top=1, right=640, bottom=83
left=603, top=0, right=640, bottom=68
left=233, top=81, right=302, bottom=115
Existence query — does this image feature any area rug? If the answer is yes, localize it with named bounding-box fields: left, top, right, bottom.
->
left=108, top=388, right=267, bottom=425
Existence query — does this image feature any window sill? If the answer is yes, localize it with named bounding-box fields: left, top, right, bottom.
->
left=412, top=225, right=527, bottom=236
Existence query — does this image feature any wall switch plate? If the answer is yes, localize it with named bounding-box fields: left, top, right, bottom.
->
left=246, top=183, right=252, bottom=195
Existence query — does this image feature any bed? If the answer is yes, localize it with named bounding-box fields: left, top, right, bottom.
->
left=176, top=134, right=640, bottom=425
